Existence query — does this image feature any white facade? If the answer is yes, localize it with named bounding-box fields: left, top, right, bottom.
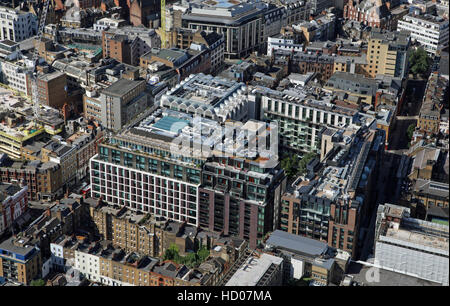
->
left=50, top=242, right=65, bottom=271
left=267, top=36, right=303, bottom=56
left=75, top=249, right=101, bottom=283
left=90, top=156, right=201, bottom=227
left=0, top=60, right=31, bottom=94
left=93, top=18, right=126, bottom=31
left=0, top=7, right=37, bottom=42
left=398, top=14, right=449, bottom=55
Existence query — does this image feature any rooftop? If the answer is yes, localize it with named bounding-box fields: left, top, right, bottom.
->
left=225, top=252, right=283, bottom=286
left=102, top=79, right=145, bottom=98
left=266, top=230, right=328, bottom=257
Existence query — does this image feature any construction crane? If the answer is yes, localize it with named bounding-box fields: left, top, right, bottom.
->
left=161, top=0, right=166, bottom=49
left=31, top=0, right=50, bottom=120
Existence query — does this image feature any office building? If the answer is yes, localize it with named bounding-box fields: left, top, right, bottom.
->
left=397, top=13, right=449, bottom=55
left=99, top=78, right=151, bottom=131
left=0, top=6, right=37, bottom=42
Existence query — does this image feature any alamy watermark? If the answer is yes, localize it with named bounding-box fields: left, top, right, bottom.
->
left=169, top=116, right=279, bottom=168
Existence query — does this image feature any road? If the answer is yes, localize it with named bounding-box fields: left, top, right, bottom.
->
left=358, top=152, right=397, bottom=261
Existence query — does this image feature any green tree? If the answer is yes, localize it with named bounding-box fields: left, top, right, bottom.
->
left=197, top=247, right=210, bottom=262
left=164, top=244, right=180, bottom=261
left=409, top=48, right=432, bottom=76
left=406, top=124, right=416, bottom=140
left=297, top=152, right=317, bottom=176
left=30, top=279, right=45, bottom=286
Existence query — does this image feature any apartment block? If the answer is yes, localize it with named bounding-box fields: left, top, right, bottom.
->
left=87, top=200, right=165, bottom=257
left=90, top=109, right=204, bottom=227
left=279, top=123, right=385, bottom=258
left=41, top=139, right=78, bottom=189
left=344, top=0, right=392, bottom=29
left=0, top=156, right=63, bottom=202
left=253, top=85, right=358, bottom=154
left=0, top=40, right=32, bottom=95
left=374, top=203, right=448, bottom=286
left=417, top=72, right=448, bottom=135
left=0, top=237, right=41, bottom=285
left=0, top=182, right=27, bottom=235
left=363, top=29, right=411, bottom=79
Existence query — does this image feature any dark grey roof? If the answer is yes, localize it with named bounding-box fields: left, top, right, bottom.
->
left=266, top=230, right=328, bottom=256
left=0, top=238, right=37, bottom=257
left=102, top=79, right=144, bottom=98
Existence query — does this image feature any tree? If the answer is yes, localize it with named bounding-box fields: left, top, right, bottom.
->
left=30, top=279, right=45, bottom=286
left=409, top=48, right=432, bottom=76
left=197, top=247, right=210, bottom=262
left=281, top=152, right=317, bottom=178
left=406, top=124, right=416, bottom=140
left=164, top=244, right=180, bottom=261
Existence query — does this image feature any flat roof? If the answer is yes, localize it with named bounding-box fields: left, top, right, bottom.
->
left=102, top=79, right=144, bottom=98
left=266, top=230, right=328, bottom=256
left=225, top=253, right=283, bottom=286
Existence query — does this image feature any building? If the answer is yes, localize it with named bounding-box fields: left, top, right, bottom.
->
left=296, top=12, right=336, bottom=43
left=41, top=138, right=78, bottom=189
left=225, top=252, right=283, bottom=286
left=417, top=72, right=448, bottom=135
left=344, top=0, right=392, bottom=29
left=265, top=230, right=350, bottom=286
left=129, top=0, right=160, bottom=27
left=36, top=70, right=68, bottom=110
left=0, top=236, right=42, bottom=285
left=90, top=101, right=285, bottom=249
left=365, top=29, right=410, bottom=79
left=397, top=13, right=449, bottom=55
left=66, top=124, right=104, bottom=182
left=307, top=0, right=332, bottom=15
left=412, top=179, right=449, bottom=217
left=199, top=122, right=286, bottom=248
left=93, top=17, right=127, bottom=31
left=0, top=6, right=37, bottom=42
left=0, top=182, right=27, bottom=235
left=253, top=85, right=358, bottom=154
left=140, top=46, right=212, bottom=86
left=267, top=34, right=303, bottom=57
left=99, top=78, right=151, bottom=131
left=325, top=72, right=379, bottom=106
left=374, top=203, right=449, bottom=286
left=280, top=122, right=385, bottom=258
left=0, top=157, right=63, bottom=202
left=160, top=73, right=252, bottom=122
left=102, top=27, right=159, bottom=66
left=88, top=200, right=165, bottom=257
left=0, top=40, right=33, bottom=95
left=179, top=0, right=284, bottom=58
